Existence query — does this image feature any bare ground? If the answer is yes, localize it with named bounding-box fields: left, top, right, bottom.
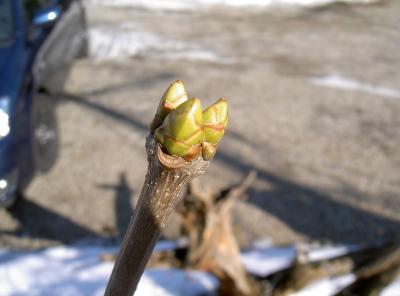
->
left=1, top=0, right=399, bottom=249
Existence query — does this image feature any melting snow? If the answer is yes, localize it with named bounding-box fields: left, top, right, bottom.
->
left=0, top=244, right=218, bottom=296
left=380, top=277, right=400, bottom=296
left=88, top=0, right=379, bottom=10
left=240, top=241, right=362, bottom=278
left=0, top=239, right=371, bottom=295
left=310, top=74, right=400, bottom=99
left=89, top=24, right=162, bottom=60
left=89, top=23, right=228, bottom=63
left=299, top=243, right=361, bottom=263
left=241, top=245, right=297, bottom=277
left=289, top=273, right=356, bottom=296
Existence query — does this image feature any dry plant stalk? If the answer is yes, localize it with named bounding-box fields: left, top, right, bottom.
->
left=105, top=81, right=228, bottom=296
left=178, top=171, right=259, bottom=295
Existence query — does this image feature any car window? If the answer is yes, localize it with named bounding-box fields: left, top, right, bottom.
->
left=23, top=0, right=53, bottom=21
left=0, top=0, right=13, bottom=42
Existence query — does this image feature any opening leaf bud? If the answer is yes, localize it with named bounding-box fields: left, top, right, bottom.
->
left=155, top=98, right=204, bottom=161
left=203, top=98, right=228, bottom=145
left=150, top=80, right=188, bottom=132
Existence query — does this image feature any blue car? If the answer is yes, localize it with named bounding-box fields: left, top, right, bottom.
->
left=0, top=0, right=87, bottom=208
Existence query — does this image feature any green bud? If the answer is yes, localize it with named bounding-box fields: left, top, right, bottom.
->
left=155, top=98, right=204, bottom=161
left=201, top=98, right=228, bottom=160
left=203, top=98, right=228, bottom=145
left=150, top=80, right=188, bottom=132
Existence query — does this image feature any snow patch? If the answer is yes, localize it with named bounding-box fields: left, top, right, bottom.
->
left=241, top=241, right=365, bottom=278
left=88, top=0, right=379, bottom=11
left=251, top=238, right=274, bottom=249
left=241, top=246, right=296, bottom=277
left=380, top=277, right=400, bottom=296
left=298, top=243, right=361, bottom=263
left=310, top=74, right=400, bottom=99
left=289, top=273, right=356, bottom=296
left=89, top=24, right=164, bottom=60
left=0, top=244, right=218, bottom=296
left=89, top=23, right=229, bottom=63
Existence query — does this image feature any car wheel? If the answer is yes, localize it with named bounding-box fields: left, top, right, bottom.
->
left=32, top=93, right=59, bottom=173
left=2, top=191, right=22, bottom=210
left=0, top=168, right=20, bottom=209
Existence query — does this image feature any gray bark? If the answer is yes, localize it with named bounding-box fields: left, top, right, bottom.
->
left=105, top=135, right=208, bottom=296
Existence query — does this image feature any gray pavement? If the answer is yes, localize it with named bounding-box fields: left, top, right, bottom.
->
left=1, top=0, right=399, bottom=248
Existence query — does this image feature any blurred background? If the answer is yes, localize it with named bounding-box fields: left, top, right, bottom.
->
left=0, top=0, right=399, bottom=295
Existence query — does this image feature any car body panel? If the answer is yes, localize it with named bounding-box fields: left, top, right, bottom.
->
left=35, top=0, right=87, bottom=92
left=0, top=0, right=87, bottom=205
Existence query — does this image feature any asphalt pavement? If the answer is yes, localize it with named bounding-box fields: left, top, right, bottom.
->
left=1, top=0, right=399, bottom=249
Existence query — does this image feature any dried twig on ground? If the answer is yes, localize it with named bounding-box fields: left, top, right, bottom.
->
left=178, top=170, right=260, bottom=295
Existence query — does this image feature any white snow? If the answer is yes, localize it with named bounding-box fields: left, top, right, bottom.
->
left=0, top=244, right=218, bottom=296
left=89, top=23, right=228, bottom=63
left=310, top=74, right=400, bottom=99
left=289, top=273, right=356, bottom=296
left=251, top=238, right=274, bottom=249
left=380, top=277, right=400, bottom=296
left=0, top=239, right=375, bottom=295
left=299, top=243, right=361, bottom=263
left=241, top=242, right=365, bottom=277
left=240, top=241, right=364, bottom=277
left=89, top=0, right=379, bottom=11
left=89, top=24, right=162, bottom=60
left=241, top=245, right=296, bottom=277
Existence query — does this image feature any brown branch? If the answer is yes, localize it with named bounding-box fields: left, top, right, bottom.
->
left=105, top=135, right=208, bottom=296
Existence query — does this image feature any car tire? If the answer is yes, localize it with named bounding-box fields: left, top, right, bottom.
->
left=3, top=191, right=22, bottom=210
left=32, top=93, right=59, bottom=174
